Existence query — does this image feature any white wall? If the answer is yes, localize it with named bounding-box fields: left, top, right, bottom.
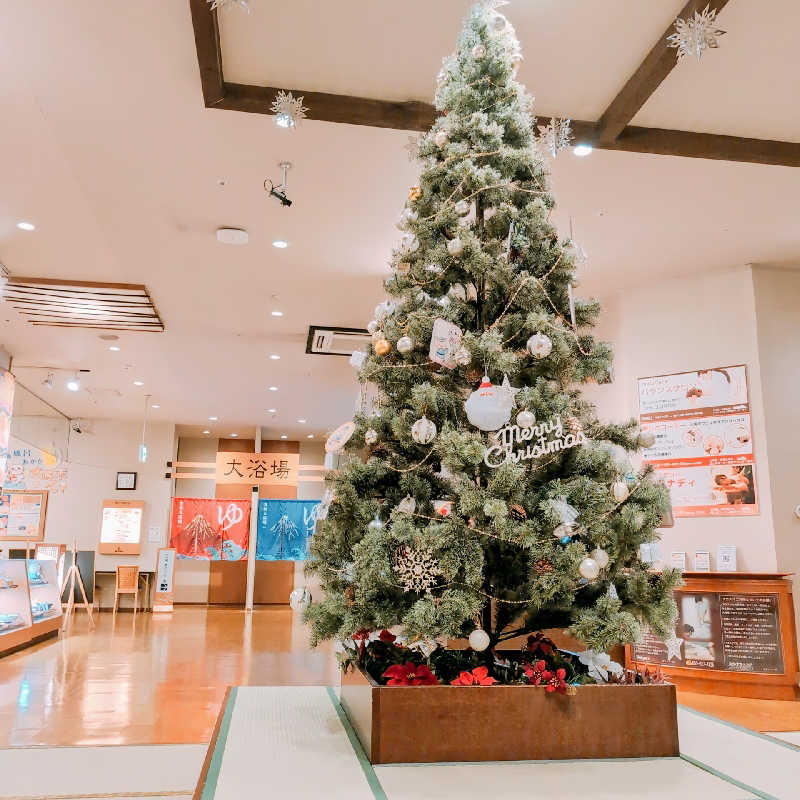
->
left=589, top=265, right=776, bottom=571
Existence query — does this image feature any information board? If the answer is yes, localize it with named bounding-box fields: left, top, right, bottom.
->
left=98, top=499, right=144, bottom=554
left=632, top=591, right=784, bottom=674
left=638, top=365, right=757, bottom=517
left=153, top=547, right=176, bottom=612
left=0, top=490, right=48, bottom=541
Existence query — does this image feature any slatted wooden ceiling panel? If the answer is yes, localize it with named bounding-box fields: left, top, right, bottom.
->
left=4, top=277, right=164, bottom=332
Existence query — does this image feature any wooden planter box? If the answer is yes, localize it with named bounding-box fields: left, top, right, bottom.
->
left=341, top=665, right=679, bottom=764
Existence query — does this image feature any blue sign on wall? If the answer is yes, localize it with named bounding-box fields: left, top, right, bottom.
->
left=256, top=499, right=320, bottom=561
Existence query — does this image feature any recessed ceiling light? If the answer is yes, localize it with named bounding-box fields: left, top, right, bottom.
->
left=307, top=434, right=314, bottom=439
left=267, top=408, right=277, bottom=413
left=66, top=375, right=80, bottom=392
left=151, top=404, right=160, bottom=409
left=209, top=416, right=218, bottom=421
left=230, top=433, right=238, bottom=437
left=573, top=144, right=593, bottom=157
left=202, top=429, right=211, bottom=434
left=16, top=221, right=35, bottom=231
left=297, top=418, right=306, bottom=423
left=280, top=434, right=288, bottom=440
left=272, top=240, right=288, bottom=249
left=109, top=345, right=121, bottom=352
left=133, top=380, right=144, bottom=386
left=268, top=386, right=278, bottom=391
left=271, top=310, right=283, bottom=317
left=269, top=354, right=280, bottom=360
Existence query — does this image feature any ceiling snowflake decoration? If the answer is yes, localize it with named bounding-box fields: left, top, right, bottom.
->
left=270, top=91, right=308, bottom=129
left=208, top=0, right=251, bottom=13
left=536, top=117, right=573, bottom=158
left=394, top=545, right=442, bottom=593
left=667, top=5, right=726, bottom=61
left=404, top=134, right=422, bottom=162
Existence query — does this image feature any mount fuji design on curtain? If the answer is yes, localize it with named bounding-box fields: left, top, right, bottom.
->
left=256, top=499, right=320, bottom=561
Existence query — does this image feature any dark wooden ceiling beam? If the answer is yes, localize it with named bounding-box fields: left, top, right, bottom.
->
left=595, top=1, right=733, bottom=143
left=188, top=0, right=800, bottom=167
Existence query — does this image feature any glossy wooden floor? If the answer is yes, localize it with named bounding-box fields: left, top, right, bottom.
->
left=0, top=606, right=338, bottom=747
left=1, top=606, right=798, bottom=748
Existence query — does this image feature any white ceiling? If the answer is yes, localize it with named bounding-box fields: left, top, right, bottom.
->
left=0, top=0, right=798, bottom=439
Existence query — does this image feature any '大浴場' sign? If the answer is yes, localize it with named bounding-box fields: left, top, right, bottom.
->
left=483, top=416, right=586, bottom=468
left=215, top=452, right=299, bottom=487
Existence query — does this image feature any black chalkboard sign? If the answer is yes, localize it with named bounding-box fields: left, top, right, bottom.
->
left=60, top=550, right=95, bottom=604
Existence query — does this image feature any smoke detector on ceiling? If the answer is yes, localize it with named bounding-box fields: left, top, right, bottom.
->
left=216, top=227, right=249, bottom=245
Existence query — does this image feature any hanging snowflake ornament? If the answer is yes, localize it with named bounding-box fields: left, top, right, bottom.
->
left=667, top=5, right=726, bottom=61
left=208, top=0, right=250, bottom=12
left=404, top=134, right=422, bottom=162
left=393, top=545, right=442, bottom=593
left=270, top=90, right=308, bottom=129
left=536, top=117, right=573, bottom=158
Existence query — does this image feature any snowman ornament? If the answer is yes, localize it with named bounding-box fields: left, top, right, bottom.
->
left=464, top=374, right=519, bottom=432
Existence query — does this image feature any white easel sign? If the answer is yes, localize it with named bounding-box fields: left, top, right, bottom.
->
left=153, top=547, right=176, bottom=613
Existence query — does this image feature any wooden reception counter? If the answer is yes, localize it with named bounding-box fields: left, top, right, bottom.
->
left=625, top=572, right=799, bottom=700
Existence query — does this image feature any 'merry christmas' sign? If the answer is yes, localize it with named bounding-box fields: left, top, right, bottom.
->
left=484, top=416, right=586, bottom=468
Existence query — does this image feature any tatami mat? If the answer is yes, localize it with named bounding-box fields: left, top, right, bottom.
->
left=0, top=743, right=204, bottom=800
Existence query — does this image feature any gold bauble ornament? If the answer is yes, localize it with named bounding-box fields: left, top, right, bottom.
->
left=409, top=185, right=422, bottom=202
left=373, top=338, right=391, bottom=356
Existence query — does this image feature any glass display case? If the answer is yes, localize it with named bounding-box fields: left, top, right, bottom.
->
left=26, top=559, right=62, bottom=634
left=0, top=558, right=33, bottom=653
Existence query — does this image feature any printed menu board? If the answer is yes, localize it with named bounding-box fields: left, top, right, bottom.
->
left=98, top=500, right=144, bottom=554
left=638, top=365, right=757, bottom=517
left=632, top=592, right=784, bottom=674
left=0, top=491, right=48, bottom=541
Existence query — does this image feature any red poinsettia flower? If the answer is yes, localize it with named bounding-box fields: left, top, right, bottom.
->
left=382, top=661, right=438, bottom=686
left=378, top=629, right=397, bottom=643
left=526, top=632, right=554, bottom=656
left=352, top=628, right=371, bottom=654
left=523, top=659, right=548, bottom=686
left=450, top=666, right=498, bottom=686
left=544, top=667, right=568, bottom=695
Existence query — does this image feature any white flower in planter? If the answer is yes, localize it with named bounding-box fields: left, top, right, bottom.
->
left=578, top=650, right=624, bottom=683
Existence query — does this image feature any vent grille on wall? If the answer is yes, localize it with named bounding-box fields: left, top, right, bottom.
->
left=305, top=325, right=370, bottom=356
left=4, top=277, right=164, bottom=332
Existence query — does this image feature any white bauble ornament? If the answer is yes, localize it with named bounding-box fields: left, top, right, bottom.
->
left=448, top=283, right=467, bottom=301
left=433, top=129, right=449, bottom=148
left=471, top=43, right=487, bottom=60
left=454, top=346, right=471, bottom=366
left=397, top=495, right=416, bottom=514
left=579, top=557, right=600, bottom=581
left=447, top=237, right=464, bottom=256
left=611, top=481, right=630, bottom=503
left=591, top=548, right=610, bottom=569
left=436, top=295, right=451, bottom=308
left=526, top=332, right=552, bottom=359
left=396, top=208, right=418, bottom=231
left=399, top=233, right=419, bottom=255
left=464, top=376, right=513, bottom=432
left=375, top=300, right=396, bottom=320
left=367, top=319, right=378, bottom=335
left=349, top=350, right=366, bottom=369
left=364, top=428, right=378, bottom=445
left=289, top=587, right=311, bottom=611
left=468, top=628, right=491, bottom=652
left=490, top=14, right=506, bottom=31
left=368, top=515, right=384, bottom=530
left=465, top=282, right=478, bottom=302
left=455, top=199, right=470, bottom=216
left=639, top=431, right=656, bottom=449
left=396, top=335, right=413, bottom=354
left=425, top=262, right=443, bottom=274
left=411, top=415, right=437, bottom=444
left=516, top=410, right=536, bottom=429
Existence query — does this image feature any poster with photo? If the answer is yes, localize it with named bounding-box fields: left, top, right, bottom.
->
left=638, top=365, right=757, bottom=517
left=169, top=498, right=250, bottom=560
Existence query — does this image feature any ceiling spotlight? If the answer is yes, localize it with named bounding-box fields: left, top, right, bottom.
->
left=16, top=221, right=35, bottom=231
left=230, top=433, right=238, bottom=437
left=209, top=416, right=218, bottom=421
left=265, top=162, right=292, bottom=207
left=272, top=240, right=288, bottom=249
left=267, top=408, right=277, bottom=413
left=109, top=345, right=121, bottom=352
left=66, top=374, right=81, bottom=392
left=573, top=144, right=593, bottom=157
left=133, top=380, right=144, bottom=386
left=151, top=404, right=160, bottom=409
left=268, top=386, right=278, bottom=391
left=42, top=372, right=54, bottom=390
left=202, top=429, right=211, bottom=434
left=271, top=310, right=283, bottom=317
left=269, top=354, right=280, bottom=360
left=307, top=434, right=314, bottom=439
left=297, top=418, right=306, bottom=423
left=280, top=434, right=288, bottom=440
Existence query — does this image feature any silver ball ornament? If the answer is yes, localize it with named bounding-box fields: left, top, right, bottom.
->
left=448, top=283, right=467, bottom=301
left=397, top=495, right=416, bottom=514
left=367, top=319, right=379, bottom=335
left=516, top=410, right=535, bottom=428
left=590, top=548, right=610, bottom=569
left=411, top=415, right=437, bottom=444
left=364, top=428, right=378, bottom=445
left=447, top=237, right=464, bottom=257
left=526, top=333, right=553, bottom=359
left=433, top=129, right=449, bottom=148
left=396, top=335, right=413, bottom=354
left=611, top=481, right=630, bottom=503
left=468, top=628, right=491, bottom=651
left=368, top=515, right=384, bottom=530
left=578, top=557, right=600, bottom=581
left=491, top=14, right=506, bottom=31
left=289, top=587, right=311, bottom=611
left=455, top=199, right=470, bottom=216
left=471, top=43, right=487, bottom=60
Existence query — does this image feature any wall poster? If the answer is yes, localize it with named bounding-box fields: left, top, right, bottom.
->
left=638, top=365, right=757, bottom=517
left=0, top=490, right=48, bottom=541
left=256, top=499, right=320, bottom=561
left=4, top=441, right=69, bottom=495
left=631, top=592, right=784, bottom=674
left=169, top=498, right=249, bottom=561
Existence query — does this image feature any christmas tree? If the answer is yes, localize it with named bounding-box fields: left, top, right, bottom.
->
left=306, top=1, right=679, bottom=663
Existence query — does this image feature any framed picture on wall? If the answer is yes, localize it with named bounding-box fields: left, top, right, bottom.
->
left=0, top=490, right=48, bottom=542
left=116, top=471, right=137, bottom=490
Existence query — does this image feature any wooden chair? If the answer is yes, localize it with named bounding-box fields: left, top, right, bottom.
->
left=113, top=565, right=140, bottom=618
